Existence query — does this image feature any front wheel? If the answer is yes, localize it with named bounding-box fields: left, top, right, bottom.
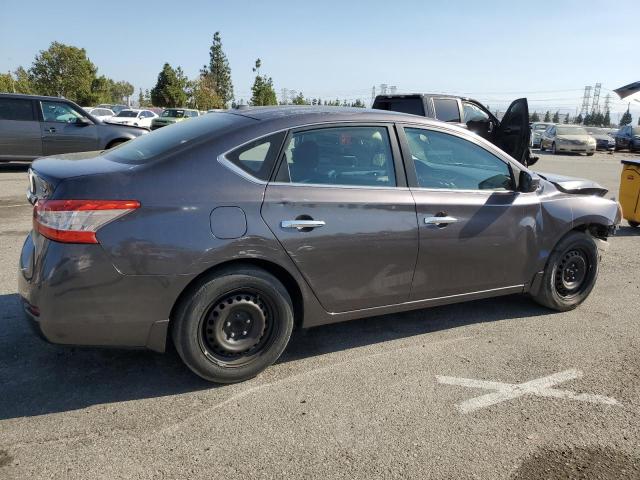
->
left=551, top=142, right=558, bottom=154
left=540, top=141, right=546, bottom=152
left=587, top=152, right=594, bottom=156
left=172, top=266, right=294, bottom=383
left=531, top=231, right=599, bottom=311
left=629, top=221, right=639, bottom=228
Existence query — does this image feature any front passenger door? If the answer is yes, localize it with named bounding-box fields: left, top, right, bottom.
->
left=40, top=100, right=99, bottom=155
left=399, top=126, right=540, bottom=301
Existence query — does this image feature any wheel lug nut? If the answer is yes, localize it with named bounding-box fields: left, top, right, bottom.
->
left=230, top=332, right=235, bottom=338
left=242, top=331, right=247, bottom=335
left=245, top=319, right=251, bottom=324
left=226, top=322, right=231, bottom=327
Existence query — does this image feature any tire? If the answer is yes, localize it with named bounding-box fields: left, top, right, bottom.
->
left=540, top=141, right=546, bottom=152
left=587, top=152, right=594, bottom=156
left=629, top=221, right=639, bottom=228
left=551, top=142, right=558, bottom=155
left=531, top=231, right=599, bottom=311
left=171, top=266, right=294, bottom=383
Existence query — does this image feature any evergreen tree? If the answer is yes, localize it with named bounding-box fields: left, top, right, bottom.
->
left=189, top=73, right=224, bottom=110
left=603, top=110, right=611, bottom=127
left=151, top=63, right=188, bottom=107
left=249, top=59, right=277, bottom=106
left=563, top=113, right=570, bottom=124
left=543, top=111, right=551, bottom=122
left=530, top=111, right=540, bottom=122
left=352, top=99, right=365, bottom=108
left=620, top=107, right=632, bottom=126
left=292, top=92, right=307, bottom=105
left=204, top=32, right=234, bottom=107
left=583, top=113, right=592, bottom=126
left=552, top=111, right=560, bottom=123
left=575, top=113, right=583, bottom=124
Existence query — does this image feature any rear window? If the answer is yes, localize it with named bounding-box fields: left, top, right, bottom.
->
left=373, top=98, right=425, bottom=116
left=103, top=112, right=251, bottom=164
left=433, top=98, right=461, bottom=122
left=0, top=98, right=34, bottom=121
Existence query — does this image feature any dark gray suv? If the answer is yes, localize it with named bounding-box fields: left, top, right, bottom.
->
left=0, top=93, right=148, bottom=162
left=19, top=107, right=620, bottom=383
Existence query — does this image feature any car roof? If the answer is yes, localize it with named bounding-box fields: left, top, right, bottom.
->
left=0, top=92, right=78, bottom=103
left=228, top=105, right=445, bottom=127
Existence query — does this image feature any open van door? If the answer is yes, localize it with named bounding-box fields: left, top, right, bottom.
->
left=496, top=98, right=530, bottom=165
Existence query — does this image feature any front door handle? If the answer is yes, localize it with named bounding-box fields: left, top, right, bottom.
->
left=46, top=127, right=56, bottom=133
left=281, top=220, right=326, bottom=230
left=424, top=216, right=458, bottom=225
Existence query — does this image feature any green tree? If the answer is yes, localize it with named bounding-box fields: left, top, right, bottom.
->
left=603, top=110, right=611, bottom=127
left=111, top=81, right=134, bottom=105
left=552, top=111, right=560, bottom=123
left=250, top=59, right=277, bottom=106
left=563, top=113, right=570, bottom=124
left=204, top=31, right=234, bottom=107
left=575, top=113, right=583, bottom=124
left=29, top=42, right=97, bottom=103
left=583, top=113, right=592, bottom=126
left=189, top=73, right=224, bottom=110
left=89, top=75, right=115, bottom=105
left=351, top=99, right=365, bottom=108
left=530, top=111, right=540, bottom=122
left=543, top=111, right=551, bottom=122
left=12, top=67, right=33, bottom=93
left=291, top=92, right=308, bottom=105
left=151, top=63, right=188, bottom=107
left=620, top=107, right=632, bottom=126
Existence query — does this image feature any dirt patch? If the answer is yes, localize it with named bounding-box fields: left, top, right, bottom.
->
left=512, top=446, right=640, bottom=479
left=0, top=449, right=13, bottom=468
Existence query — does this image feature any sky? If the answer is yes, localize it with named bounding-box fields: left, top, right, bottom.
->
left=1, top=0, right=639, bottom=120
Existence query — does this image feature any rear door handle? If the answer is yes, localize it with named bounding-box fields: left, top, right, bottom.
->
left=46, top=127, right=56, bottom=133
left=424, top=216, right=458, bottom=225
left=281, top=220, right=326, bottom=230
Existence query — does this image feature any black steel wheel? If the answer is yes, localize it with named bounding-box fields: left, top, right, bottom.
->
left=172, top=266, right=294, bottom=383
left=531, top=231, right=599, bottom=311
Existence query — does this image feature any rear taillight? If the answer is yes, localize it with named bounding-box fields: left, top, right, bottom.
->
left=33, top=199, right=140, bottom=244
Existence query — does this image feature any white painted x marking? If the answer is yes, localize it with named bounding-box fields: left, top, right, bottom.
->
left=436, top=369, right=619, bottom=413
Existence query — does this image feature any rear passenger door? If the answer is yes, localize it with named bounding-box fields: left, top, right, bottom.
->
left=261, top=124, right=419, bottom=313
left=0, top=97, right=42, bottom=161
left=431, top=97, right=463, bottom=124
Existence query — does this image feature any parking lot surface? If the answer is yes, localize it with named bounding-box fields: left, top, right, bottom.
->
left=0, top=151, right=639, bottom=479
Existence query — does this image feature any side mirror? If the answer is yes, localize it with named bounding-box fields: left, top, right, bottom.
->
left=519, top=170, right=540, bottom=193
left=76, top=117, right=92, bottom=127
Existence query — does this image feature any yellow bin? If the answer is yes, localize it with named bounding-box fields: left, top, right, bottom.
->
left=619, top=159, right=640, bottom=227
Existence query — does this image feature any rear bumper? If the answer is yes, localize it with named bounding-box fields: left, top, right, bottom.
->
left=18, top=233, right=192, bottom=352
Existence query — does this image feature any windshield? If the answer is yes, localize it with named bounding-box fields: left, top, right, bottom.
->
left=162, top=109, right=186, bottom=118
left=116, top=110, right=138, bottom=118
left=557, top=127, right=588, bottom=136
left=102, top=112, right=251, bottom=164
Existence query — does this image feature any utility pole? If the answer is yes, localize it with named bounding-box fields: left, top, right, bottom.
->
left=603, top=93, right=611, bottom=113
left=371, top=85, right=376, bottom=105
left=280, top=88, right=288, bottom=105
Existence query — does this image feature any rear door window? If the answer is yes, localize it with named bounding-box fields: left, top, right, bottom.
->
left=433, top=98, right=461, bottom=122
left=0, top=98, right=34, bottom=121
left=276, top=126, right=396, bottom=187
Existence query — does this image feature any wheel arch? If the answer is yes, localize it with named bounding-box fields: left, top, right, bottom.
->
left=105, top=138, right=130, bottom=149
left=168, top=258, right=305, bottom=342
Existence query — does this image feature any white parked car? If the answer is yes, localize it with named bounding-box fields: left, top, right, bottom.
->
left=84, top=107, right=115, bottom=121
left=106, top=109, right=158, bottom=128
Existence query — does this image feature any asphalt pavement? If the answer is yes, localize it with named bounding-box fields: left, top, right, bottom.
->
left=0, top=151, right=639, bottom=479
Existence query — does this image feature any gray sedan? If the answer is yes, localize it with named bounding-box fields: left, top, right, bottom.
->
left=0, top=93, right=148, bottom=162
left=19, top=107, right=620, bottom=383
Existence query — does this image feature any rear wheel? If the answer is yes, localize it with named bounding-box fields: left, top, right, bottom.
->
left=531, top=231, right=599, bottom=311
left=540, top=141, right=546, bottom=152
left=172, top=266, right=294, bottom=383
left=587, top=152, right=594, bottom=156
left=629, top=221, right=639, bottom=228
left=551, top=142, right=557, bottom=154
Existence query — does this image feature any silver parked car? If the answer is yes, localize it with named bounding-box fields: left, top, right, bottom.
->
left=0, top=94, right=148, bottom=162
left=540, top=125, right=596, bottom=155
left=530, top=122, right=553, bottom=148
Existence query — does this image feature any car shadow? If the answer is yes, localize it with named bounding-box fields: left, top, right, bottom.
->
left=0, top=291, right=551, bottom=420
left=616, top=225, right=640, bottom=237
left=0, top=163, right=30, bottom=173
